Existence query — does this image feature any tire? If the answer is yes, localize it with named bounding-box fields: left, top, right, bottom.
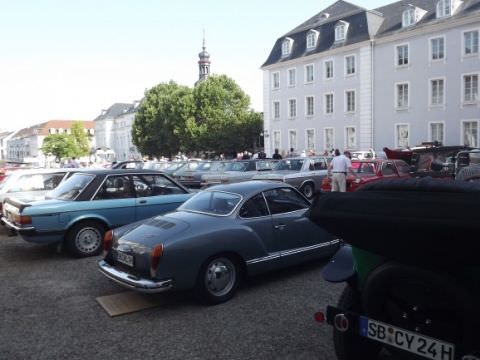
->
left=194, top=254, right=240, bottom=305
left=333, top=286, right=381, bottom=360
left=300, top=182, right=315, bottom=199
left=362, top=262, right=476, bottom=358
left=66, top=220, right=105, bottom=258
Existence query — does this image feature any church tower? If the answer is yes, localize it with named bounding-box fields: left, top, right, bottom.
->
left=197, top=35, right=210, bottom=84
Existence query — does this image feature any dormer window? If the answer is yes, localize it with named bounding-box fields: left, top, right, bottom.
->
left=282, top=38, right=293, bottom=57
left=335, top=21, right=349, bottom=42
left=402, top=8, right=416, bottom=27
left=306, top=30, right=319, bottom=50
left=436, top=0, right=451, bottom=17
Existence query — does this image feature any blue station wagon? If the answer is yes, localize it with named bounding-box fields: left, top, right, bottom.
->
left=1, top=169, right=192, bottom=257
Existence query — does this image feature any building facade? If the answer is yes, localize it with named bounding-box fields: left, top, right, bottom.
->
left=6, top=120, right=94, bottom=165
left=262, top=0, right=480, bottom=155
left=0, top=131, right=15, bottom=160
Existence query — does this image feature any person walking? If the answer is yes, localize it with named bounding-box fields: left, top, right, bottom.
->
left=327, top=149, right=358, bottom=192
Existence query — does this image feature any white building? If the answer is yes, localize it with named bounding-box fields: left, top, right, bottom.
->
left=0, top=131, right=16, bottom=160
left=6, top=120, right=95, bottom=165
left=261, top=0, right=479, bottom=155
left=94, top=102, right=142, bottom=161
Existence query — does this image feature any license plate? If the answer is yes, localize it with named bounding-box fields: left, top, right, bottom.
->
left=359, top=316, right=455, bottom=360
left=116, top=252, right=134, bottom=267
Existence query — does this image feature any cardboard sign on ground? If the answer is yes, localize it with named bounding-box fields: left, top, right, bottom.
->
left=96, top=291, right=163, bottom=317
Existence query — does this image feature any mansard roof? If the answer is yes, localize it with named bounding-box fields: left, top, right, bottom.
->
left=262, top=1, right=380, bottom=67
left=94, top=103, right=134, bottom=121
left=374, top=0, right=480, bottom=38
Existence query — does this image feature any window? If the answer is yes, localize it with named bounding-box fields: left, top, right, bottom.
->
left=335, top=22, right=349, bottom=41
left=325, top=60, right=334, bottom=79
left=436, top=0, right=451, bottom=18
left=273, top=101, right=280, bottom=119
left=402, top=9, right=415, bottom=27
left=282, top=38, right=293, bottom=56
left=94, top=175, right=136, bottom=200
left=239, top=193, right=269, bottom=218
left=381, top=162, right=397, bottom=176
left=345, top=90, right=356, bottom=112
left=132, top=174, right=186, bottom=197
left=430, top=122, right=445, bottom=143
left=345, top=55, right=355, bottom=75
left=180, top=191, right=241, bottom=216
left=288, top=130, right=297, bottom=152
left=396, top=124, right=410, bottom=148
left=464, top=30, right=479, bottom=56
left=430, top=37, right=445, bottom=61
left=305, top=64, right=314, bottom=83
left=264, top=188, right=310, bottom=214
left=463, top=121, right=479, bottom=147
left=396, top=44, right=409, bottom=66
left=306, top=129, right=315, bottom=150
left=345, top=127, right=356, bottom=149
left=306, top=30, right=319, bottom=50
left=288, top=99, right=297, bottom=118
left=396, top=83, right=409, bottom=109
left=325, top=93, right=334, bottom=114
left=324, top=128, right=334, bottom=150
left=288, top=68, right=296, bottom=87
left=430, top=79, right=445, bottom=106
left=306, top=96, right=314, bottom=116
left=273, top=131, right=281, bottom=150
left=272, top=72, right=280, bottom=89
left=463, top=74, right=479, bottom=103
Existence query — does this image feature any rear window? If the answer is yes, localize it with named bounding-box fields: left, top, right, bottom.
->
left=179, top=191, right=241, bottom=216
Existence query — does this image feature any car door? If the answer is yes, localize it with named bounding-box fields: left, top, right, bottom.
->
left=132, top=173, right=191, bottom=220
left=91, top=175, right=136, bottom=228
left=237, top=193, right=278, bottom=274
left=263, top=187, right=336, bottom=267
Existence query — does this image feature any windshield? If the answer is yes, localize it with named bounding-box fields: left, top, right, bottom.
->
left=225, top=162, right=248, bottom=172
left=273, top=159, right=304, bottom=171
left=179, top=190, right=241, bottom=216
left=49, top=173, right=94, bottom=200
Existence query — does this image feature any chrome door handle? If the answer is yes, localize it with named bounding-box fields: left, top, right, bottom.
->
left=274, top=224, right=286, bottom=230
left=139, top=200, right=147, bottom=204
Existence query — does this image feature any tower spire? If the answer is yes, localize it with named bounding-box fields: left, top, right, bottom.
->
left=197, top=31, right=211, bottom=84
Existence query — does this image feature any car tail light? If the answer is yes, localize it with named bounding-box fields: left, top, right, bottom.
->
left=150, top=244, right=164, bottom=277
left=103, top=230, right=113, bottom=256
left=314, top=311, right=325, bottom=323
left=16, top=215, right=32, bottom=225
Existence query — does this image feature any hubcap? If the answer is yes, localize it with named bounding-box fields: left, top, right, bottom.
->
left=205, top=258, right=236, bottom=297
left=75, top=227, right=102, bottom=254
left=304, top=184, right=313, bottom=198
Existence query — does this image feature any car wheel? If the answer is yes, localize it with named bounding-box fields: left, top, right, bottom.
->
left=66, top=220, right=105, bottom=258
left=301, top=182, right=315, bottom=199
left=333, top=286, right=382, bottom=360
left=195, top=254, right=240, bottom=305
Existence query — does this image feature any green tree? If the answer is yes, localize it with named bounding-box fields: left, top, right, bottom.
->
left=132, top=81, right=195, bottom=158
left=70, top=121, right=91, bottom=156
left=41, top=134, right=78, bottom=161
left=190, top=75, right=262, bottom=154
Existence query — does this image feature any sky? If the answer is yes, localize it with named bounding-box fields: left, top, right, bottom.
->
left=0, top=0, right=393, bottom=131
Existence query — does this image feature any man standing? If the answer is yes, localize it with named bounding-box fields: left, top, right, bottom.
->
left=272, top=148, right=282, bottom=160
left=327, top=149, right=358, bottom=192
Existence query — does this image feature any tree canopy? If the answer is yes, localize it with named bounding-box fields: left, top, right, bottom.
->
left=132, top=75, right=262, bottom=157
left=41, top=122, right=92, bottom=161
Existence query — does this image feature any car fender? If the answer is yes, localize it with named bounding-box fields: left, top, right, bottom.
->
left=321, top=244, right=355, bottom=283
left=64, top=213, right=112, bottom=232
left=159, top=226, right=265, bottom=290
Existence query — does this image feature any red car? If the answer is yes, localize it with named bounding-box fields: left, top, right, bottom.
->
left=321, top=159, right=412, bottom=192
left=0, top=161, right=31, bottom=183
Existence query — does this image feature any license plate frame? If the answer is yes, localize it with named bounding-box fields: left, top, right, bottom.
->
left=116, top=251, right=134, bottom=267
left=359, top=316, right=455, bottom=360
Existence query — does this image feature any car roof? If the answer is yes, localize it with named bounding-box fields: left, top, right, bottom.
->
left=6, top=168, right=74, bottom=176
left=206, top=180, right=292, bottom=197
left=71, top=169, right=166, bottom=176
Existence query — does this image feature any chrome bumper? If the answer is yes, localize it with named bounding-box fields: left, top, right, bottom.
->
left=0, top=216, right=35, bottom=232
left=98, top=260, right=173, bottom=293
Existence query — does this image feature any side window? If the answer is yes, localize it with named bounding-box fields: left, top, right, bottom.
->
left=396, top=161, right=411, bottom=175
left=239, top=193, right=269, bottom=218
left=94, top=176, right=135, bottom=200
left=43, top=173, right=66, bottom=190
left=314, top=159, right=327, bottom=170
left=263, top=188, right=310, bottom=215
left=134, top=174, right=186, bottom=196
left=381, top=162, right=397, bottom=176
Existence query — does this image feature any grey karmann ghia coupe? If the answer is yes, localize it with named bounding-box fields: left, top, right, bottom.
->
left=98, top=181, right=340, bottom=304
